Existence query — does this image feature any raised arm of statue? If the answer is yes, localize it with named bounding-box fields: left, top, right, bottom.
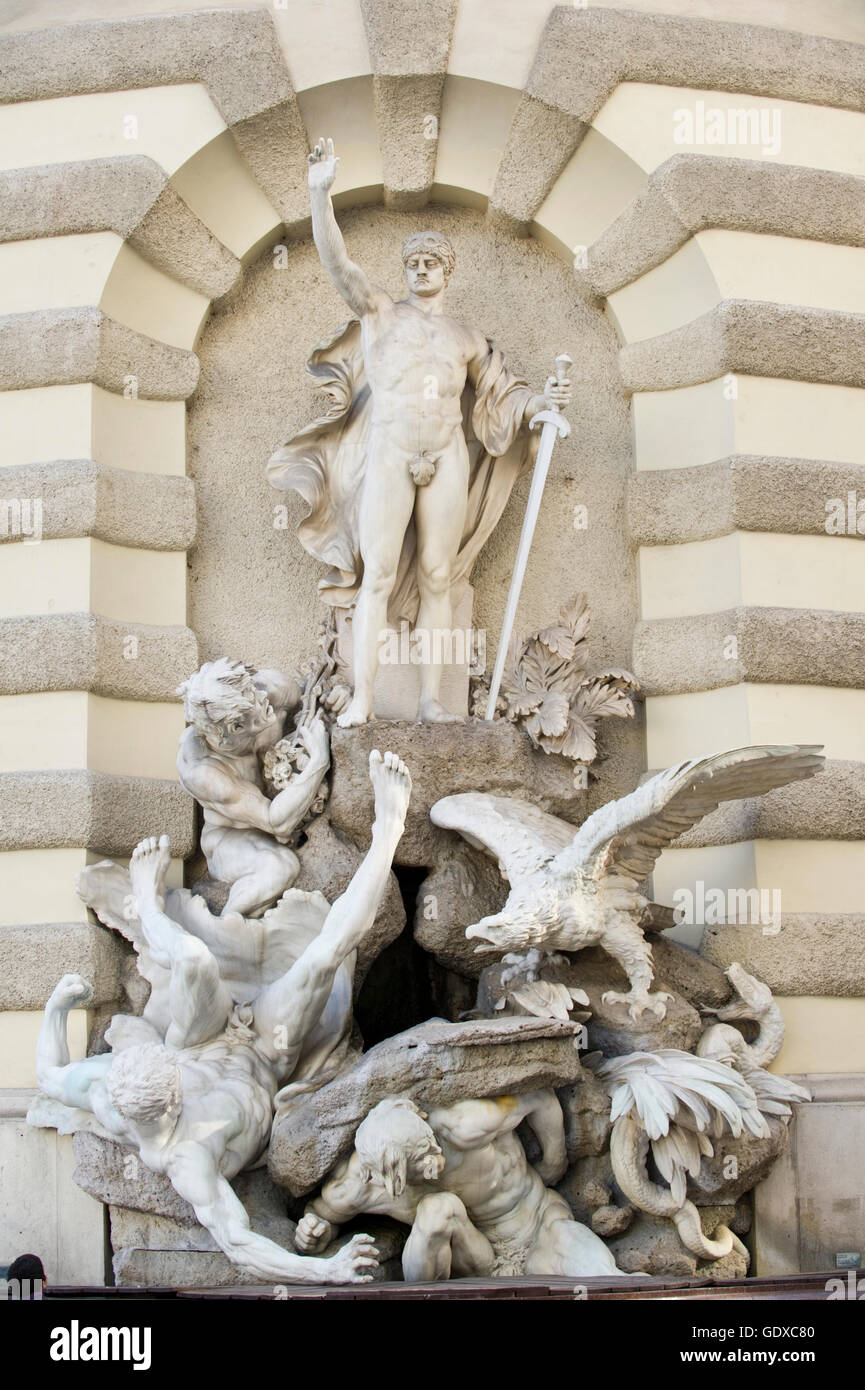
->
left=521, top=1089, right=568, bottom=1186
left=35, top=973, right=128, bottom=1132
left=308, top=137, right=388, bottom=318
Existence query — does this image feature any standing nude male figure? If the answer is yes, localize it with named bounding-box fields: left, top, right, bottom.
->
left=306, top=137, right=571, bottom=728
left=34, top=751, right=412, bottom=1285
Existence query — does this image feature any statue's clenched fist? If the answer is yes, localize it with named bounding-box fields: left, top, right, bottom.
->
left=308, top=135, right=339, bottom=192
left=295, top=1212, right=334, bottom=1254
left=49, top=972, right=94, bottom=1010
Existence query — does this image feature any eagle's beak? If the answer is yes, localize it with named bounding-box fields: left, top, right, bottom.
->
left=466, top=915, right=507, bottom=951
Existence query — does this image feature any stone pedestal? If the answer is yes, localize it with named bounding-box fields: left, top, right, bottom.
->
left=752, top=1073, right=865, bottom=1274
left=1, top=1102, right=106, bottom=1286
left=329, top=719, right=586, bottom=865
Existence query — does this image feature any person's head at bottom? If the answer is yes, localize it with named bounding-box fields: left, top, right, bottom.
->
left=7, top=1253, right=46, bottom=1297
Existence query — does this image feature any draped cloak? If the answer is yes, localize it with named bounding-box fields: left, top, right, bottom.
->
left=266, top=319, right=540, bottom=626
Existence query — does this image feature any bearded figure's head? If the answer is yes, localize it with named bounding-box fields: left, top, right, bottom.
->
left=177, top=658, right=276, bottom=754
left=355, top=1096, right=445, bottom=1196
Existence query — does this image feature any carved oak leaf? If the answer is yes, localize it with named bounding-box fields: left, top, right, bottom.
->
left=470, top=594, right=640, bottom=763
left=551, top=713, right=597, bottom=763
left=574, top=679, right=637, bottom=722
left=565, top=594, right=592, bottom=646
left=519, top=639, right=562, bottom=693
left=544, top=656, right=587, bottom=695
left=500, top=672, right=542, bottom=719
left=593, top=668, right=641, bottom=693
left=547, top=683, right=629, bottom=762
left=498, top=634, right=538, bottom=711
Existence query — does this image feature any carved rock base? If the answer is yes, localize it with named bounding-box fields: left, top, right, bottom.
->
left=328, top=720, right=585, bottom=866
left=269, top=1016, right=584, bottom=1196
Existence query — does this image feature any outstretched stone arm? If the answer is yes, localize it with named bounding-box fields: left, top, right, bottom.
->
left=308, top=136, right=388, bottom=318
left=35, top=974, right=124, bottom=1126
left=296, top=1155, right=371, bottom=1254
left=166, top=1143, right=377, bottom=1285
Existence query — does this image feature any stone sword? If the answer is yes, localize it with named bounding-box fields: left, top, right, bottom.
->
left=484, top=352, right=572, bottom=721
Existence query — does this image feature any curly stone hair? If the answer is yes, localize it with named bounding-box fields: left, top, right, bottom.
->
left=355, top=1097, right=440, bottom=1197
left=107, top=1043, right=182, bottom=1125
left=176, top=657, right=259, bottom=734
left=401, top=230, right=456, bottom=282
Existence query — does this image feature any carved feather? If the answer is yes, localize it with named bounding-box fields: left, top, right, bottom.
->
left=430, top=792, right=575, bottom=884
left=553, top=744, right=824, bottom=886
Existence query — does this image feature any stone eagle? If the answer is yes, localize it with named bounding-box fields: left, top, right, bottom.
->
left=431, top=744, right=823, bottom=1020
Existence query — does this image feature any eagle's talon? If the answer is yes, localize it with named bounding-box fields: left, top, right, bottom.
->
left=602, top=988, right=672, bottom=1022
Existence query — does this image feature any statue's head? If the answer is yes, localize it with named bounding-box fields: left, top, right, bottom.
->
left=107, top=1043, right=182, bottom=1128
left=177, top=658, right=276, bottom=754
left=401, top=230, right=455, bottom=297
left=355, top=1097, right=445, bottom=1196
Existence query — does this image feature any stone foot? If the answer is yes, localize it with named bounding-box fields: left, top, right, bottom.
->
left=129, top=833, right=171, bottom=912
left=337, top=696, right=372, bottom=728
left=417, top=699, right=465, bottom=724
left=369, top=749, right=412, bottom=833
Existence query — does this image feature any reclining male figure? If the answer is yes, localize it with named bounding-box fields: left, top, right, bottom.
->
left=35, top=751, right=412, bottom=1286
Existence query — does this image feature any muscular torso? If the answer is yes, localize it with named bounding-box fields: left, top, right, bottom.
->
left=439, top=1131, right=544, bottom=1232
left=361, top=300, right=481, bottom=455
left=138, top=1041, right=278, bottom=1180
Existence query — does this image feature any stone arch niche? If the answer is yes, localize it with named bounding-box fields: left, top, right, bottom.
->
left=186, top=197, right=644, bottom=807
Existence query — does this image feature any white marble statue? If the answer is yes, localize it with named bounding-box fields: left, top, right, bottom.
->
left=295, top=1091, right=624, bottom=1280
left=595, top=1048, right=770, bottom=1264
left=432, top=744, right=824, bottom=1020
left=176, top=659, right=330, bottom=916
left=31, top=751, right=412, bottom=1285
left=698, top=962, right=811, bottom=1116
left=267, top=137, right=571, bottom=727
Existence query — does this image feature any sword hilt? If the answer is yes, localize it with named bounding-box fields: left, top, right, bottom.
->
left=553, top=352, right=572, bottom=412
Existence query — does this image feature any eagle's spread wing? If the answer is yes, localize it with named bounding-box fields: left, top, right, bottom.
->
left=597, top=1048, right=770, bottom=1142
left=552, top=744, right=824, bottom=886
left=430, top=793, right=576, bottom=885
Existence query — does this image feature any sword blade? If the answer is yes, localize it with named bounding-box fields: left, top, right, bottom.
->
left=484, top=419, right=560, bottom=721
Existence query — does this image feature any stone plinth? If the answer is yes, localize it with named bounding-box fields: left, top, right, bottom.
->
left=329, top=719, right=585, bottom=865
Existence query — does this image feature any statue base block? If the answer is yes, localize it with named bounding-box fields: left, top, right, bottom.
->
left=329, top=718, right=586, bottom=866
